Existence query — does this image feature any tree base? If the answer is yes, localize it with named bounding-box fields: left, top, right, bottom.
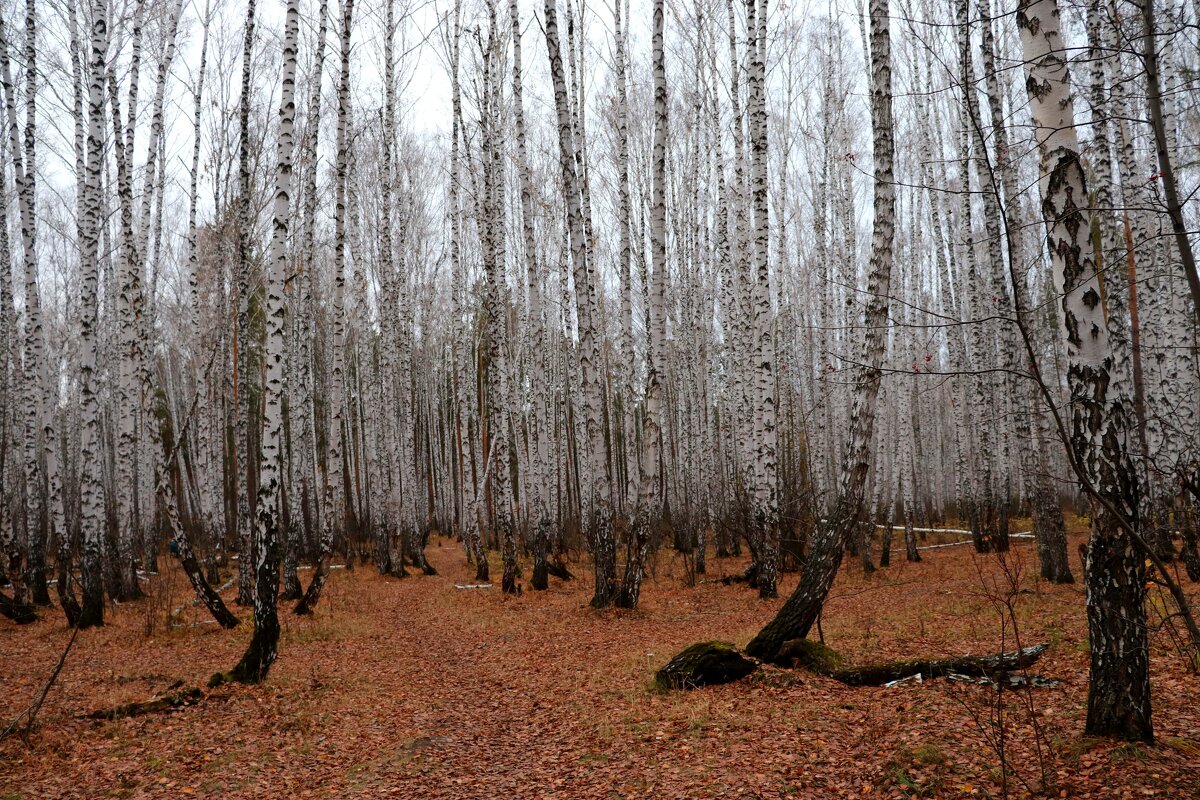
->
left=654, top=641, right=760, bottom=690
left=0, top=590, right=37, bottom=624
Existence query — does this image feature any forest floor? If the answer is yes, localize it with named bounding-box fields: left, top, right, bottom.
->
left=2, top=524, right=1199, bottom=799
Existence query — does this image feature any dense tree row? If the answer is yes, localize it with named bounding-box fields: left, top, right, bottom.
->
left=0, top=0, right=1196, bottom=742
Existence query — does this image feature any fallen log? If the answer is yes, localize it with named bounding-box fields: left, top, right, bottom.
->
left=656, top=639, right=1052, bottom=691
left=718, top=563, right=759, bottom=587
left=779, top=639, right=1049, bottom=687
left=83, top=687, right=203, bottom=721
left=0, top=590, right=37, bottom=624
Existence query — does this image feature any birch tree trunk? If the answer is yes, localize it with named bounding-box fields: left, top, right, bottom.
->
left=297, top=0, right=355, bottom=615
left=77, top=0, right=113, bottom=630
left=234, top=0, right=259, bottom=607
left=108, top=63, right=147, bottom=604
left=746, top=0, right=894, bottom=662
left=227, top=0, right=299, bottom=683
left=160, top=353, right=239, bottom=629
left=0, top=13, right=70, bottom=615
left=1140, top=0, right=1200, bottom=317
left=510, top=0, right=553, bottom=590
left=1017, top=0, right=1150, bottom=742
left=616, top=0, right=667, bottom=610
left=294, top=0, right=329, bottom=578
left=746, top=0, right=779, bottom=599
left=544, top=0, right=615, bottom=607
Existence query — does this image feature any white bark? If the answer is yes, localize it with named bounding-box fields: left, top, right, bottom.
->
left=544, top=0, right=615, bottom=606
left=77, top=0, right=112, bottom=628
left=1017, top=0, right=1150, bottom=741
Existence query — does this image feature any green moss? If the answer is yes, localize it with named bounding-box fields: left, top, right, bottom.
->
left=780, top=638, right=844, bottom=673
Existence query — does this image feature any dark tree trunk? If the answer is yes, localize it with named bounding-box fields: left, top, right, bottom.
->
left=1081, top=535, right=1152, bottom=741
left=780, top=640, right=1049, bottom=686
left=225, top=505, right=281, bottom=684
left=177, top=542, right=241, bottom=629
left=26, top=538, right=50, bottom=605
left=744, top=509, right=849, bottom=663
left=410, top=528, right=437, bottom=575
left=0, top=589, right=36, bottom=623
left=994, top=493, right=1011, bottom=552
left=1181, top=510, right=1200, bottom=582
left=294, top=555, right=330, bottom=616
left=55, top=560, right=82, bottom=628
left=904, top=519, right=920, bottom=562
left=1034, top=486, right=1073, bottom=583
left=530, top=521, right=549, bottom=591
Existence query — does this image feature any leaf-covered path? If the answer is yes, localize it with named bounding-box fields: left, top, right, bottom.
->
left=3, top=535, right=1199, bottom=798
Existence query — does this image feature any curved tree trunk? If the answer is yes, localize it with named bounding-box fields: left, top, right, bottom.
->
left=746, top=0, right=894, bottom=663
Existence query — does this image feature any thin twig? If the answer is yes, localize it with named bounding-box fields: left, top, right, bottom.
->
left=0, top=626, right=80, bottom=743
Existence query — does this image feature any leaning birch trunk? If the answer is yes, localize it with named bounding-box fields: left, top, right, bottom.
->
left=158, top=352, right=239, bottom=629
left=1140, top=0, right=1200, bottom=316
left=76, top=0, right=112, bottom=629
left=616, top=0, right=667, bottom=610
left=745, top=0, right=894, bottom=663
left=544, top=0, right=615, bottom=607
left=1017, top=0, right=1151, bottom=742
left=297, top=0, right=354, bottom=615
left=225, top=0, right=299, bottom=682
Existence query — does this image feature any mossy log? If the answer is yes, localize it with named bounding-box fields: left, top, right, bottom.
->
left=778, top=640, right=1049, bottom=686
left=776, top=638, right=845, bottom=673
left=657, top=639, right=1050, bottom=691
left=654, top=641, right=760, bottom=690
left=84, top=687, right=203, bottom=720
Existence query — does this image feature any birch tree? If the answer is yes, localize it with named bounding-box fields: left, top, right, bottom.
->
left=297, top=0, right=355, bottom=615
left=226, top=0, right=300, bottom=683
left=746, top=0, right=895, bottom=662
left=1017, top=0, right=1150, bottom=742
left=616, top=0, right=667, bottom=610
left=76, top=0, right=113, bottom=630
left=544, top=0, right=616, bottom=608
